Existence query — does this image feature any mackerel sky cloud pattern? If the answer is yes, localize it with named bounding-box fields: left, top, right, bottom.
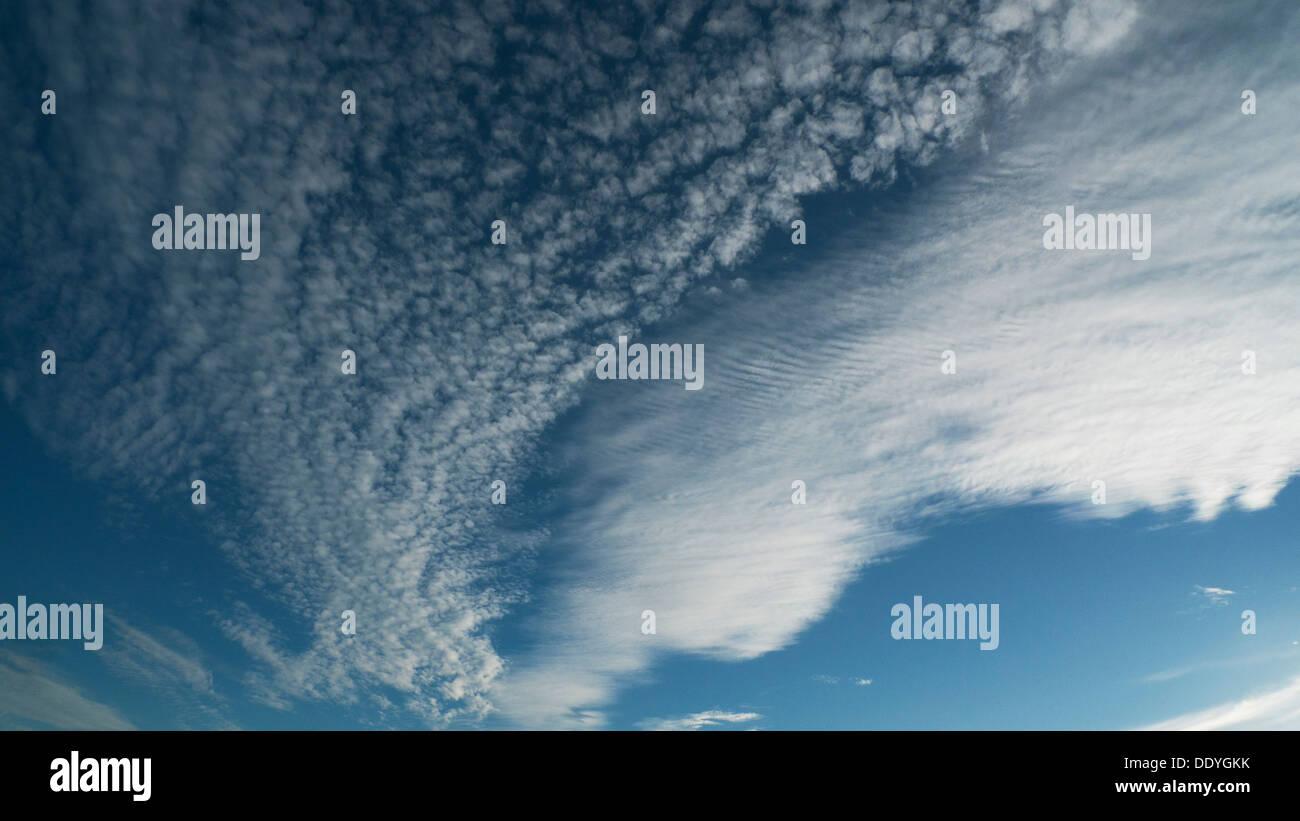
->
left=2, top=0, right=1298, bottom=732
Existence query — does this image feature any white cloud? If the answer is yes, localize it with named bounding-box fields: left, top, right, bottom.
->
left=1193, top=586, right=1236, bottom=606
left=496, top=1, right=1300, bottom=727
left=104, top=616, right=214, bottom=694
left=1, top=0, right=1115, bottom=726
left=96, top=616, right=237, bottom=729
left=1061, top=0, right=1139, bottom=54
left=638, top=710, right=762, bottom=731
left=1142, top=675, right=1300, bottom=730
left=1141, top=648, right=1300, bottom=685
left=0, top=655, right=135, bottom=731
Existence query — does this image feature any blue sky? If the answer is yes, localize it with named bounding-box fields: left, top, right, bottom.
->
left=2, top=0, right=1300, bottom=731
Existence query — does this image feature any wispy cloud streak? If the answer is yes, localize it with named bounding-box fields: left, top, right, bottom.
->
left=497, top=0, right=1300, bottom=727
